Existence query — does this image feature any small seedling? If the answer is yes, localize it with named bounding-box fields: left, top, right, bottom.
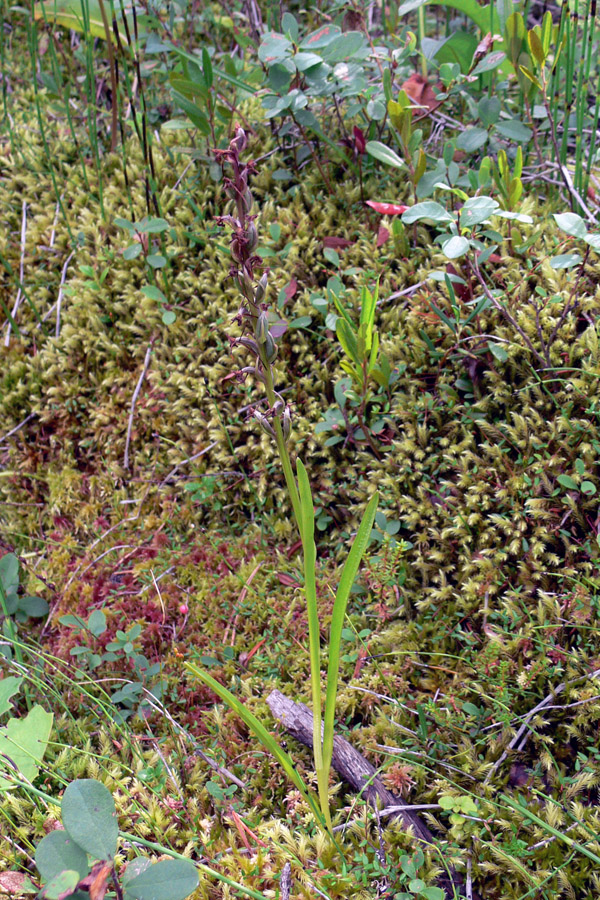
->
left=59, top=611, right=163, bottom=720
left=115, top=216, right=175, bottom=325
left=0, top=553, right=48, bottom=664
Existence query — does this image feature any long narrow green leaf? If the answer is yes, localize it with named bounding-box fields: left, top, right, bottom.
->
left=322, top=492, right=379, bottom=775
left=331, top=293, right=355, bottom=328
left=368, top=330, right=380, bottom=375
left=296, top=459, right=331, bottom=831
left=500, top=793, right=600, bottom=866
left=185, top=664, right=324, bottom=827
left=336, top=320, right=360, bottom=366
left=168, top=43, right=258, bottom=94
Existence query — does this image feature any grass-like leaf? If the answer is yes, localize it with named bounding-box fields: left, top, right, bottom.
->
left=296, top=459, right=331, bottom=831
left=185, top=664, right=324, bottom=828
left=322, top=492, right=379, bottom=776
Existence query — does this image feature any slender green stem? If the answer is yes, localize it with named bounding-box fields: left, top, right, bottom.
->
left=260, top=361, right=302, bottom=530
left=500, top=793, right=600, bottom=866
left=261, top=355, right=329, bottom=826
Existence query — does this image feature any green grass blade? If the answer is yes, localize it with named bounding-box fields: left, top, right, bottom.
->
left=322, top=492, right=379, bottom=775
left=332, top=293, right=355, bottom=328
left=500, top=793, right=600, bottom=866
left=185, top=663, right=325, bottom=827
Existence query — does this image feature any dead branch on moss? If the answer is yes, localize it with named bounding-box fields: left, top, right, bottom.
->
left=267, top=690, right=471, bottom=898
left=124, top=343, right=153, bottom=470
left=267, top=689, right=435, bottom=842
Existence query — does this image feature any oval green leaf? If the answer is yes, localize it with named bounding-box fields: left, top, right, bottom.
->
left=35, top=831, right=89, bottom=884
left=124, top=859, right=199, bottom=900
left=365, top=141, right=405, bottom=169
left=61, top=779, right=119, bottom=860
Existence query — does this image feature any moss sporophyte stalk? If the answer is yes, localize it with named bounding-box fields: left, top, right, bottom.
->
left=186, top=128, right=379, bottom=835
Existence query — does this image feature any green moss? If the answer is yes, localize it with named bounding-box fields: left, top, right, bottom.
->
left=3, top=31, right=600, bottom=900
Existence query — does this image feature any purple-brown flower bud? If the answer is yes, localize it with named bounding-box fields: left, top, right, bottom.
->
left=232, top=126, right=247, bottom=153
left=255, top=273, right=268, bottom=304
left=264, top=332, right=277, bottom=363
left=238, top=336, right=261, bottom=358
left=255, top=311, right=270, bottom=344
left=237, top=272, right=255, bottom=303
left=231, top=238, right=243, bottom=263
left=282, top=406, right=292, bottom=441
left=253, top=410, right=275, bottom=437
left=246, top=223, right=258, bottom=253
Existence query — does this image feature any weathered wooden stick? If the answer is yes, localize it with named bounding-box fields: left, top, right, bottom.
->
left=266, top=690, right=471, bottom=898
left=266, top=689, right=435, bottom=843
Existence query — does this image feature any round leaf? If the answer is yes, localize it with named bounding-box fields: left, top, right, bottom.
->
left=456, top=127, right=488, bottom=153
left=162, top=310, right=176, bottom=326
left=494, top=119, right=532, bottom=142
left=123, top=244, right=142, bottom=260
left=141, top=286, right=167, bottom=303
left=258, top=33, right=292, bottom=65
left=42, top=870, right=80, bottom=900
left=35, top=831, right=89, bottom=883
left=402, top=201, right=454, bottom=224
left=87, top=610, right=107, bottom=636
left=61, top=780, right=119, bottom=861
left=421, top=889, right=445, bottom=900
left=124, top=859, right=199, bottom=900
left=0, top=554, right=19, bottom=594
left=488, top=342, right=508, bottom=362
left=460, top=196, right=499, bottom=227
left=553, top=212, right=587, bottom=240
left=442, top=235, right=470, bottom=259
left=550, top=253, right=582, bottom=269
left=135, top=217, right=169, bottom=234
left=557, top=474, right=578, bottom=491
left=18, top=596, right=49, bottom=618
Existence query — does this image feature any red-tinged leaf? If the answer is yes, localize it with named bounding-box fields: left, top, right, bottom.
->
left=0, top=872, right=38, bottom=894
left=445, top=263, right=471, bottom=302
left=401, top=72, right=439, bottom=112
left=284, top=278, right=298, bottom=300
left=269, top=322, right=288, bottom=338
left=474, top=32, right=494, bottom=60
left=323, top=236, right=354, bottom=249
left=245, top=637, right=267, bottom=663
left=353, top=125, right=366, bottom=154
left=79, top=862, right=111, bottom=900
left=277, top=572, right=300, bottom=587
left=376, top=225, right=390, bottom=247
left=366, top=201, right=409, bottom=215
left=287, top=539, right=302, bottom=558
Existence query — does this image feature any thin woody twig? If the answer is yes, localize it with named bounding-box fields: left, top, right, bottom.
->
left=486, top=669, right=600, bottom=782
left=469, top=258, right=548, bottom=368
left=124, top=344, right=153, bottom=470
left=55, top=250, right=75, bottom=337
left=4, top=201, right=27, bottom=347
left=0, top=412, right=36, bottom=444
left=376, top=281, right=427, bottom=308
left=49, top=200, right=60, bottom=249
left=157, top=441, right=219, bottom=489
